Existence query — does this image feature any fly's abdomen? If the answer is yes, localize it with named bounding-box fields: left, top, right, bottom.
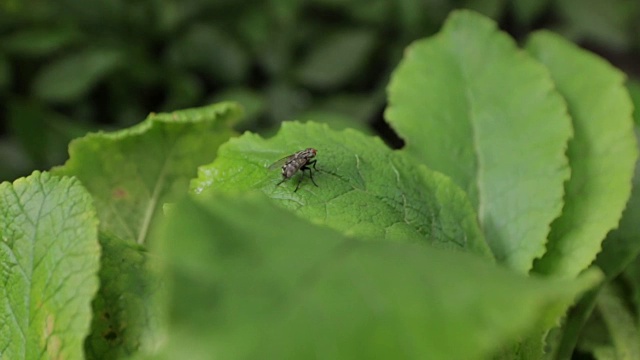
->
left=282, top=162, right=299, bottom=178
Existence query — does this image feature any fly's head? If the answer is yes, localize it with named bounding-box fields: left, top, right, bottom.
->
left=304, top=148, right=317, bottom=159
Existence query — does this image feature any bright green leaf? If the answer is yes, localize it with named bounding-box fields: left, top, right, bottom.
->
left=153, top=192, right=601, bottom=359
left=527, top=31, right=637, bottom=278
left=52, top=102, right=242, bottom=244
left=32, top=47, right=123, bottom=103
left=0, top=171, right=100, bottom=359
left=192, top=121, right=492, bottom=257
left=385, top=10, right=572, bottom=272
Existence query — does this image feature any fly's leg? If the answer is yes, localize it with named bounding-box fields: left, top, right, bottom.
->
left=294, top=177, right=303, bottom=192
left=301, top=164, right=319, bottom=187
left=307, top=160, right=319, bottom=186
left=308, top=168, right=318, bottom=187
left=276, top=177, right=286, bottom=187
left=293, top=165, right=318, bottom=192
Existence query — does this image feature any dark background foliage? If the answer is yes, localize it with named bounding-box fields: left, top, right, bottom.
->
left=1, top=0, right=639, bottom=181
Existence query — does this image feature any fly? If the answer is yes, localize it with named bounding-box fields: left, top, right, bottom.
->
left=269, top=148, right=319, bottom=192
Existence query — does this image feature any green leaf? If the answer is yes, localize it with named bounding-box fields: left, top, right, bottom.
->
left=304, top=92, right=383, bottom=125
left=628, top=80, right=640, bottom=126
left=526, top=31, right=637, bottom=278
left=556, top=130, right=640, bottom=359
left=161, top=72, right=204, bottom=111
left=385, top=10, right=572, bottom=272
left=265, top=82, right=311, bottom=123
left=555, top=0, right=637, bottom=50
left=192, top=121, right=492, bottom=257
left=167, top=23, right=250, bottom=83
left=32, top=47, right=123, bottom=103
left=210, top=87, right=266, bottom=128
left=153, top=191, right=602, bottom=359
left=462, top=0, right=507, bottom=18
left=512, top=0, right=551, bottom=25
left=0, top=53, right=11, bottom=90
left=0, top=171, right=100, bottom=359
left=2, top=27, right=81, bottom=57
left=295, top=29, right=377, bottom=90
left=52, top=102, right=242, bottom=244
left=7, top=99, right=49, bottom=167
left=624, top=256, right=640, bottom=326
left=84, top=233, right=161, bottom=358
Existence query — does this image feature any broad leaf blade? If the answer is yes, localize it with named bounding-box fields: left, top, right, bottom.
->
left=84, top=233, right=161, bottom=359
left=596, top=130, right=640, bottom=279
left=385, top=10, right=572, bottom=272
left=0, top=171, right=100, bottom=359
left=53, top=102, right=241, bottom=245
left=526, top=31, right=637, bottom=278
left=192, top=121, right=492, bottom=257
left=154, top=192, right=601, bottom=359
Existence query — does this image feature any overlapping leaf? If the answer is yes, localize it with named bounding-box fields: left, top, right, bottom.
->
left=385, top=10, right=573, bottom=272
left=527, top=31, right=637, bottom=278
left=193, top=121, right=492, bottom=257
left=53, top=102, right=241, bottom=244
left=84, top=233, right=161, bottom=359
left=51, top=102, right=241, bottom=357
left=153, top=192, right=601, bottom=359
left=0, top=171, right=100, bottom=359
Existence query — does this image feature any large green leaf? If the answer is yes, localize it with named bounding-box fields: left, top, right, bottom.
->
left=51, top=103, right=241, bottom=357
left=385, top=10, right=572, bottom=272
left=192, top=121, right=492, bottom=257
left=53, top=102, right=241, bottom=245
left=526, top=31, right=637, bottom=278
left=554, top=0, right=636, bottom=50
left=153, top=191, right=601, bottom=359
left=0, top=171, right=100, bottom=359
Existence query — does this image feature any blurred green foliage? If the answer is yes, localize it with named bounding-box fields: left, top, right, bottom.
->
left=1, top=0, right=640, bottom=181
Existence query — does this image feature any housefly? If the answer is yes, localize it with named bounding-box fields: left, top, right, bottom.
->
left=269, top=148, right=318, bottom=192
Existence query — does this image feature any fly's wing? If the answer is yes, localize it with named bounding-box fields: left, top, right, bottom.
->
left=267, top=155, right=292, bottom=171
